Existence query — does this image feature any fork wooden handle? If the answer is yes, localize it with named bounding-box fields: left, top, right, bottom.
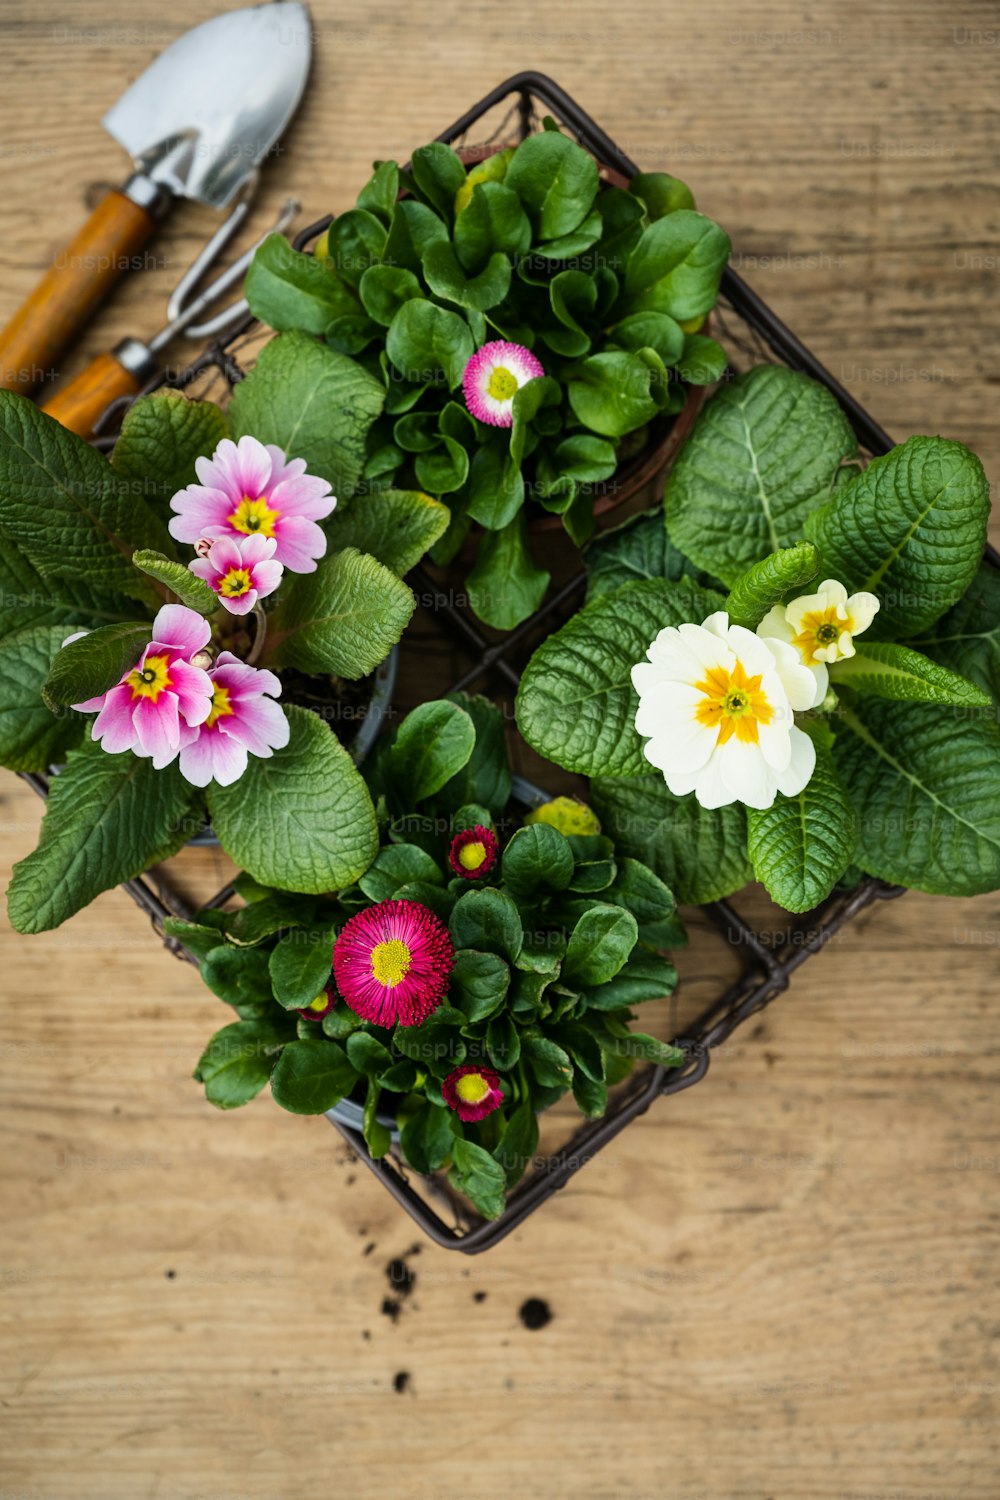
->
left=0, top=189, right=158, bottom=397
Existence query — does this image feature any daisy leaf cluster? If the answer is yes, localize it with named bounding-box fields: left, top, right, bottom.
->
left=180, top=694, right=685, bottom=1221
left=242, top=124, right=731, bottom=629
left=516, top=365, right=1000, bottom=911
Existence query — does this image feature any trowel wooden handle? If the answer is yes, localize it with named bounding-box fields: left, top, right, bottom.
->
left=0, top=189, right=158, bottom=396
left=40, top=351, right=142, bottom=439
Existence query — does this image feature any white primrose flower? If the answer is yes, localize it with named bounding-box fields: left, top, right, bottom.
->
left=631, top=611, right=819, bottom=811
left=757, top=578, right=880, bottom=707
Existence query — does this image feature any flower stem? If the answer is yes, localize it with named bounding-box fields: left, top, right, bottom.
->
left=246, top=604, right=267, bottom=666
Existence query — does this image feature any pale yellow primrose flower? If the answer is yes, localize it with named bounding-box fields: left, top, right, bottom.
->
left=631, top=611, right=818, bottom=811
left=756, top=579, right=880, bottom=708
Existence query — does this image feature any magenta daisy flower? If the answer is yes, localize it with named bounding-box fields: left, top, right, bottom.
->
left=188, top=533, right=283, bottom=615
left=442, top=1063, right=505, bottom=1123
left=176, top=652, right=289, bottom=787
left=333, top=900, right=454, bottom=1028
left=448, top=825, right=499, bottom=881
left=74, top=604, right=213, bottom=769
left=297, top=986, right=335, bottom=1022
left=462, top=340, right=545, bottom=427
left=168, top=434, right=336, bottom=573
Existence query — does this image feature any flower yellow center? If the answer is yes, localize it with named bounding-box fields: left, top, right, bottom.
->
left=793, top=607, right=851, bottom=664
left=229, top=495, right=279, bottom=538
left=694, top=660, right=774, bottom=746
left=306, top=993, right=329, bottom=1013
left=458, top=840, right=487, bottom=871
left=456, top=1073, right=490, bottom=1104
left=205, top=682, right=234, bottom=730
left=370, top=938, right=412, bottom=988
left=219, top=566, right=252, bottom=598
left=487, top=366, right=517, bottom=401
left=127, top=653, right=171, bottom=702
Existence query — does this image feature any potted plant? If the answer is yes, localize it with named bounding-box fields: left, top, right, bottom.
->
left=515, top=364, right=1000, bottom=911
left=178, top=695, right=685, bottom=1221
left=238, top=121, right=732, bottom=628
left=0, top=386, right=449, bottom=933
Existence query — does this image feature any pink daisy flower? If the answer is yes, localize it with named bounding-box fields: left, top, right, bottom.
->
left=297, top=986, right=335, bottom=1023
left=168, top=434, right=336, bottom=573
left=188, top=533, right=283, bottom=615
left=448, top=825, right=499, bottom=881
left=462, top=340, right=545, bottom=427
left=442, top=1063, right=505, bottom=1123
left=333, top=900, right=454, bottom=1028
left=74, top=604, right=213, bottom=769
left=176, top=652, right=289, bottom=788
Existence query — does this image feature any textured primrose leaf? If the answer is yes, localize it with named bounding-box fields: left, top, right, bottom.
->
left=131, top=550, right=217, bottom=614
left=591, top=772, right=752, bottom=906
left=322, top=488, right=449, bottom=577
left=724, top=543, right=822, bottom=630
left=42, top=620, right=151, bottom=709
left=0, top=391, right=175, bottom=608
left=0, top=529, right=137, bottom=637
left=0, top=625, right=86, bottom=771
left=111, top=390, right=230, bottom=516
left=266, top=547, right=414, bottom=679
left=834, top=698, right=1000, bottom=896
left=746, top=743, right=858, bottom=913
left=584, top=509, right=713, bottom=602
left=206, top=705, right=378, bottom=894
left=229, top=331, right=385, bottom=498
left=830, top=641, right=992, bottom=706
left=805, top=435, right=991, bottom=639
left=912, top=561, right=1000, bottom=703
left=7, top=741, right=198, bottom=933
left=515, top=576, right=726, bottom=777
left=663, top=366, right=858, bottom=585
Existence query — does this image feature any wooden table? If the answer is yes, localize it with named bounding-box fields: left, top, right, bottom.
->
left=1, top=2, right=998, bottom=1495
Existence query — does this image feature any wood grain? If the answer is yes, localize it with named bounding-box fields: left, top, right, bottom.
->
left=1, top=1, right=999, bottom=1497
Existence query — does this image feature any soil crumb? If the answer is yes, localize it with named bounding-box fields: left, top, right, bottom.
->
left=519, top=1297, right=552, bottom=1331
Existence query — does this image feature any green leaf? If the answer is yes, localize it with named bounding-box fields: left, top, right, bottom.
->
left=111, top=390, right=230, bottom=516
left=834, top=698, right=1000, bottom=897
left=830, top=641, right=992, bottom=706
left=582, top=950, right=677, bottom=1010
left=449, top=949, right=510, bottom=1023
left=131, top=550, right=218, bottom=613
left=41, top=621, right=152, bottom=709
left=206, top=705, right=378, bottom=894
left=435, top=693, right=513, bottom=815
left=449, top=888, right=523, bottom=961
left=385, top=299, right=474, bottom=390
left=361, top=1080, right=391, bottom=1158
left=359, top=843, right=445, bottom=901
left=421, top=242, right=512, bottom=312
left=224, top=894, right=308, bottom=946
left=510, top=377, right=562, bottom=471
left=400, top=1102, right=455, bottom=1174
left=358, top=264, right=423, bottom=326
left=566, top=833, right=616, bottom=891
left=244, top=233, right=359, bottom=333
left=567, top=350, right=662, bottom=439
left=515, top=576, right=725, bottom=776
left=268, top=926, right=335, bottom=1010
left=7, top=743, right=197, bottom=933
left=454, top=181, right=532, bottom=271
left=804, top=435, right=991, bottom=638
left=382, top=199, right=449, bottom=276
left=913, top=562, right=1000, bottom=702
left=414, top=435, right=469, bottom=495
left=0, top=529, right=133, bottom=637
left=164, top=918, right=232, bottom=965
left=229, top=331, right=385, bottom=498
left=466, top=439, right=525, bottom=530
left=270, top=1038, right=359, bottom=1114
left=494, top=1101, right=538, bottom=1187
left=449, top=1135, right=507, bottom=1219
left=591, top=772, right=752, bottom=905
left=194, top=1018, right=290, bottom=1109
left=0, top=391, right=175, bottom=607
left=584, top=508, right=711, bottom=602
left=563, top=903, right=638, bottom=986
left=602, top=857, right=675, bottom=925
left=0, top=625, right=86, bottom=770
left=355, top=160, right=399, bottom=224
left=324, top=210, right=387, bottom=289
left=664, top=366, right=858, bottom=585
left=550, top=434, right=617, bottom=487
left=746, top=743, right=858, bottom=913
left=411, top=142, right=467, bottom=219
left=346, top=1031, right=394, bottom=1079
left=505, top=131, right=600, bottom=241
left=199, top=945, right=274, bottom=1013
left=724, top=543, right=822, bottom=630
left=534, top=208, right=603, bottom=260
left=266, top=547, right=414, bottom=679
left=523, top=1036, right=573, bottom=1088
left=468, top=514, right=550, bottom=629
left=501, top=824, right=574, bottom=895
left=391, top=699, right=476, bottom=801
left=486, top=1012, right=521, bottom=1070
left=629, top=171, right=696, bottom=219
left=623, top=210, right=731, bottom=321
left=676, top=334, right=728, bottom=386
left=610, top=311, right=685, bottom=367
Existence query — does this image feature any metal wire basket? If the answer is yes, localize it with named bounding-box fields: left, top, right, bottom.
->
left=22, top=71, right=996, bottom=1253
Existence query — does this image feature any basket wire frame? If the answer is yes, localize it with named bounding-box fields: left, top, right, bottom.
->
left=33, top=70, right=993, bottom=1254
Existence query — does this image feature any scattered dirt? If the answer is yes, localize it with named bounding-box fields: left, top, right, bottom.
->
left=519, top=1297, right=553, bottom=1330
left=393, top=1371, right=411, bottom=1394
left=473, top=1290, right=488, bottom=1303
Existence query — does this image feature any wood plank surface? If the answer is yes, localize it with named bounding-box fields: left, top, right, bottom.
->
left=1, top=1, right=999, bottom=1497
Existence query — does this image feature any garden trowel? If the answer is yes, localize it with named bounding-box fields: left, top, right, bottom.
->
left=0, top=2, right=312, bottom=397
